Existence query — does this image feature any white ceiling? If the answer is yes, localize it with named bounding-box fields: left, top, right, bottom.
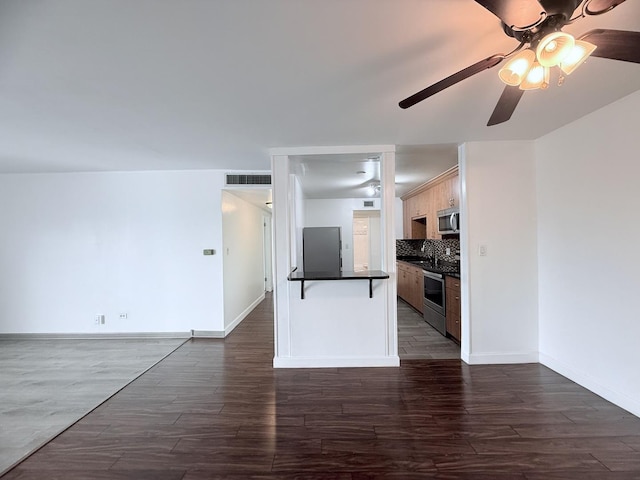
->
left=289, top=144, right=459, bottom=199
left=1, top=1, right=639, bottom=193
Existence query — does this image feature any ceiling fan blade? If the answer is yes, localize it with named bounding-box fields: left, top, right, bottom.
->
left=399, top=54, right=504, bottom=109
left=487, top=85, right=525, bottom=126
left=579, top=29, right=640, bottom=64
left=584, top=0, right=626, bottom=15
left=474, top=0, right=545, bottom=29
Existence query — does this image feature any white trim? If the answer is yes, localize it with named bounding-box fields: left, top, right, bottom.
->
left=540, top=353, right=640, bottom=418
left=224, top=293, right=265, bottom=336
left=464, top=351, right=539, bottom=365
left=269, top=145, right=396, bottom=156
left=0, top=332, right=190, bottom=340
left=190, top=330, right=225, bottom=338
left=380, top=151, right=398, bottom=358
left=273, top=355, right=400, bottom=368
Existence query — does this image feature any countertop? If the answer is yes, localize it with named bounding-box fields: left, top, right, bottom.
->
left=288, top=270, right=389, bottom=281
left=287, top=269, right=389, bottom=299
left=396, top=256, right=460, bottom=278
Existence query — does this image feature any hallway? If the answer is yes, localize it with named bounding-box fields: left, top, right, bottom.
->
left=4, top=294, right=640, bottom=478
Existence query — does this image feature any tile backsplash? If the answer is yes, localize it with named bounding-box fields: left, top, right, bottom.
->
left=396, top=238, right=460, bottom=263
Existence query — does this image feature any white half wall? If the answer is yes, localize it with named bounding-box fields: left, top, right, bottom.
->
left=222, top=191, right=269, bottom=334
left=0, top=171, right=225, bottom=334
left=459, top=141, right=539, bottom=364
left=536, top=90, right=640, bottom=417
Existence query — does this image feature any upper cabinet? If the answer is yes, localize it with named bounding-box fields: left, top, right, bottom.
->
left=401, top=166, right=459, bottom=239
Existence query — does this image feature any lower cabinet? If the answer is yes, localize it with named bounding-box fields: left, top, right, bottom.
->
left=397, top=262, right=423, bottom=314
left=445, top=276, right=461, bottom=342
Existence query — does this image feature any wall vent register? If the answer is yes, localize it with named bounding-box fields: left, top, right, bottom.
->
left=225, top=173, right=272, bottom=186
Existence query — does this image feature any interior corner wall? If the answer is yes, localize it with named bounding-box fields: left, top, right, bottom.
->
left=459, top=140, right=539, bottom=364
left=536, top=90, right=640, bottom=416
left=0, top=170, right=225, bottom=334
left=221, top=191, right=268, bottom=333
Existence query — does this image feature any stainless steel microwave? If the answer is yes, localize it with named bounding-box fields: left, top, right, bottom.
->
left=437, top=207, right=460, bottom=234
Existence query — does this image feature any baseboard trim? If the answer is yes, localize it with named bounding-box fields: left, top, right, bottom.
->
left=540, top=353, right=640, bottom=418
left=190, top=330, right=225, bottom=338
left=273, top=355, right=400, bottom=368
left=463, top=351, right=539, bottom=365
left=224, top=292, right=266, bottom=336
left=0, top=332, right=191, bottom=340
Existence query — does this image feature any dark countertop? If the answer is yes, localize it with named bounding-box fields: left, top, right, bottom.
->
left=288, top=270, right=389, bottom=281
left=396, top=257, right=460, bottom=278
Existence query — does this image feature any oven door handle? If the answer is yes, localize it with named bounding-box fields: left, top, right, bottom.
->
left=423, top=270, right=443, bottom=281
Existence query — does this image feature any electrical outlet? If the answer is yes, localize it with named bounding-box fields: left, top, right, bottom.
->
left=446, top=247, right=451, bottom=255
left=119, top=313, right=128, bottom=320
left=478, top=244, right=488, bottom=256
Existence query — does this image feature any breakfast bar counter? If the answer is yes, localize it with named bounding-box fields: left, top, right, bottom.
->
left=288, top=270, right=389, bottom=299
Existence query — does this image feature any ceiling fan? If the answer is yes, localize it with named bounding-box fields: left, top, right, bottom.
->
left=399, top=0, right=640, bottom=126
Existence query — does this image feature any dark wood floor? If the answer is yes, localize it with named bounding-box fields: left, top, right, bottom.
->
left=4, top=294, right=640, bottom=479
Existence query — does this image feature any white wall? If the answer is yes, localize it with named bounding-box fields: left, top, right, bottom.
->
left=536, top=90, right=640, bottom=416
left=394, top=197, right=403, bottom=239
left=305, top=198, right=380, bottom=271
left=221, top=191, right=268, bottom=334
left=459, top=141, right=539, bottom=364
left=0, top=171, right=225, bottom=334
left=292, top=175, right=305, bottom=269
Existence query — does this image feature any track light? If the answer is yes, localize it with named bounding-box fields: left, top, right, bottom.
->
left=498, top=49, right=536, bottom=86
left=560, top=40, right=597, bottom=75
left=536, top=31, right=576, bottom=67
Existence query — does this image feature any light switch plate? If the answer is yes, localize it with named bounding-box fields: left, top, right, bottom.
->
left=203, top=249, right=216, bottom=255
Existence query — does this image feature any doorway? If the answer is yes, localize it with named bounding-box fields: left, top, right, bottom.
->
left=353, top=210, right=381, bottom=272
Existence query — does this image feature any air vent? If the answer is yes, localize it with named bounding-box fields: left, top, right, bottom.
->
left=225, top=173, right=271, bottom=186
left=363, top=200, right=374, bottom=207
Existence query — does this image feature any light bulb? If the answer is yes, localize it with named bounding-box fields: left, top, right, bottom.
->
left=560, top=40, right=597, bottom=75
left=519, top=63, right=550, bottom=90
left=498, top=49, right=536, bottom=86
left=536, top=32, right=575, bottom=67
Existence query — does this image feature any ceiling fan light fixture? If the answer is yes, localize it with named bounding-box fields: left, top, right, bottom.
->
left=519, top=63, right=550, bottom=90
left=498, top=49, right=536, bottom=86
left=560, top=40, right=598, bottom=75
left=536, top=31, right=576, bottom=67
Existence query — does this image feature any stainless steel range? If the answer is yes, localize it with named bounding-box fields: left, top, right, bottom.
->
left=422, top=270, right=446, bottom=335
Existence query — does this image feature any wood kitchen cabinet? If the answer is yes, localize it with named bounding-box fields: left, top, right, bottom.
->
left=397, top=261, right=423, bottom=314
left=445, top=275, right=461, bottom=342
left=402, top=166, right=459, bottom=240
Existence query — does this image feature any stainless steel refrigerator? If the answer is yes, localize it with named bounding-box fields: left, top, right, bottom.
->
left=302, top=227, right=342, bottom=272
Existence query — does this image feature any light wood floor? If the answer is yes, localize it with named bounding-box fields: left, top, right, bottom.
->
left=3, top=293, right=640, bottom=479
left=0, top=337, right=186, bottom=476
